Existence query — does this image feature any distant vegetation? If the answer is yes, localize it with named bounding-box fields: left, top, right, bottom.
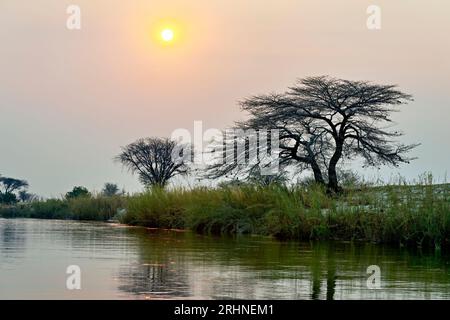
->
left=102, top=183, right=121, bottom=197
left=65, top=186, right=91, bottom=199
left=0, top=175, right=34, bottom=205
left=0, top=183, right=126, bottom=221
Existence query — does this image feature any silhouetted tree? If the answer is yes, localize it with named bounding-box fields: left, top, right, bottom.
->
left=0, top=192, right=18, bottom=204
left=0, top=176, right=28, bottom=194
left=209, top=76, right=418, bottom=192
left=0, top=176, right=29, bottom=204
left=102, top=183, right=120, bottom=197
left=18, top=190, right=37, bottom=203
left=66, top=186, right=91, bottom=199
left=116, top=137, right=190, bottom=188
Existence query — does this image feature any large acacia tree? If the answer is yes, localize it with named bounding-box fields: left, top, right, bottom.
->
left=116, top=137, right=190, bottom=188
left=210, top=76, right=418, bottom=192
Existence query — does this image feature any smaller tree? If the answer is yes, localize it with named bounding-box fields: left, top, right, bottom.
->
left=102, top=183, right=120, bottom=197
left=0, top=192, right=18, bottom=205
left=66, top=186, right=91, bottom=199
left=18, top=190, right=37, bottom=203
left=0, top=176, right=29, bottom=194
left=116, top=137, right=190, bottom=188
left=0, top=176, right=29, bottom=204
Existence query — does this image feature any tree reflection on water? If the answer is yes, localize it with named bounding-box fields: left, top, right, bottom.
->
left=114, top=227, right=450, bottom=300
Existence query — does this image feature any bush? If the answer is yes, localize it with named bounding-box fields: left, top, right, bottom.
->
left=122, top=187, right=187, bottom=228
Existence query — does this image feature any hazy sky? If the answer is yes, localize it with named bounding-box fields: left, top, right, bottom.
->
left=1, top=0, right=449, bottom=196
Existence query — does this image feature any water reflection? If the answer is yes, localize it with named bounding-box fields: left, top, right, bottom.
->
left=310, top=242, right=337, bottom=300
left=115, top=227, right=450, bottom=300
left=0, top=218, right=449, bottom=299
left=0, top=219, right=27, bottom=268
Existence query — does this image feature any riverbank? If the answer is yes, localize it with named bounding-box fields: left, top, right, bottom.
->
left=1, top=183, right=449, bottom=250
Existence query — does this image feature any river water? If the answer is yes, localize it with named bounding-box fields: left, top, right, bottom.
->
left=0, top=218, right=449, bottom=300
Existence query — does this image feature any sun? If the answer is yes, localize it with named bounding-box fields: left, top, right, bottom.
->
left=161, top=28, right=174, bottom=42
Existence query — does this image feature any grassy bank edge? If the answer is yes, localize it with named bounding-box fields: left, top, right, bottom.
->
left=1, top=183, right=449, bottom=250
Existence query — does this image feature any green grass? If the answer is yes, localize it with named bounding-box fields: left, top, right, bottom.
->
left=0, top=196, right=127, bottom=221
left=119, top=182, right=449, bottom=250
left=1, top=180, right=449, bottom=250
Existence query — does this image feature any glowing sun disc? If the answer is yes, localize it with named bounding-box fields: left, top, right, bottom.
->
left=161, top=29, right=174, bottom=42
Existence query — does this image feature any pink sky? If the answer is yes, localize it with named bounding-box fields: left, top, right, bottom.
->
left=1, top=0, right=449, bottom=196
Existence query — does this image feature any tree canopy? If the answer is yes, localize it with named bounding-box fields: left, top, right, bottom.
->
left=208, top=76, right=418, bottom=192
left=0, top=175, right=29, bottom=204
left=102, top=183, right=120, bottom=197
left=66, top=186, right=91, bottom=199
left=0, top=176, right=29, bottom=194
left=116, top=137, right=190, bottom=188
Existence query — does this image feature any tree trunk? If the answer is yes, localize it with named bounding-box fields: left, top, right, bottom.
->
left=327, top=144, right=343, bottom=193
left=311, top=160, right=326, bottom=185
